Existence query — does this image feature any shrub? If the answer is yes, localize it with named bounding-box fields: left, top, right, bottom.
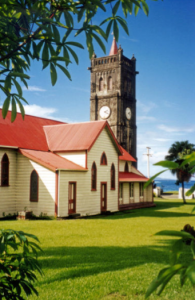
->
left=0, top=229, right=43, bottom=299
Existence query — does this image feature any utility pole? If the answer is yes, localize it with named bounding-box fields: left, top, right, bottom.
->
left=143, top=147, right=152, bottom=178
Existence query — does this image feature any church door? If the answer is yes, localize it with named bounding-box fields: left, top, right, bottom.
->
left=68, top=182, right=76, bottom=214
left=101, top=182, right=107, bottom=212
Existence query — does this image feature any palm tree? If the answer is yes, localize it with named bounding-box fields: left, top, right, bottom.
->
left=165, top=141, right=195, bottom=203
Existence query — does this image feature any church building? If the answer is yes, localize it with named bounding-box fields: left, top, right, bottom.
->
left=0, top=39, right=154, bottom=218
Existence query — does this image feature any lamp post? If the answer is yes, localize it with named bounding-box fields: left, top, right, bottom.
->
left=143, top=147, right=152, bottom=178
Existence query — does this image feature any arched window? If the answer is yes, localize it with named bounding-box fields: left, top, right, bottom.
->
left=108, top=76, right=112, bottom=90
left=111, top=164, right=115, bottom=190
left=100, top=152, right=107, bottom=165
left=1, top=153, right=9, bottom=186
left=124, top=162, right=129, bottom=172
left=91, top=162, right=97, bottom=191
left=124, top=79, right=127, bottom=91
left=30, top=170, right=39, bottom=202
left=99, top=77, right=103, bottom=91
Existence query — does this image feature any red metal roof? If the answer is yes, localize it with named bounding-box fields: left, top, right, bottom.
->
left=119, top=172, right=148, bottom=182
left=0, top=109, right=64, bottom=151
left=119, top=146, right=136, bottom=162
left=19, top=149, right=86, bottom=172
left=109, top=37, right=118, bottom=55
left=44, top=121, right=123, bottom=154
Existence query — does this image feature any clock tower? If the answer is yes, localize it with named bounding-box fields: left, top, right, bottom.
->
left=89, top=38, right=138, bottom=166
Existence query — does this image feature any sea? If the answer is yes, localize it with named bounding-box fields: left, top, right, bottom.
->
left=154, top=178, right=195, bottom=192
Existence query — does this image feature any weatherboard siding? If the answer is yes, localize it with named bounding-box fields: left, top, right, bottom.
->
left=16, top=154, right=55, bottom=216
left=119, top=161, right=131, bottom=172
left=58, top=128, right=119, bottom=217
left=0, top=149, right=17, bottom=216
left=57, top=151, right=86, bottom=168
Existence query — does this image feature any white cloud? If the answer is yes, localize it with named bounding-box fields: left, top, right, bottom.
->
left=138, top=116, right=156, bottom=122
left=21, top=104, right=57, bottom=119
left=68, top=87, right=89, bottom=93
left=158, top=124, right=195, bottom=133
left=137, top=101, right=157, bottom=114
left=22, top=86, right=46, bottom=92
left=154, top=138, right=172, bottom=142
left=121, top=36, right=139, bottom=43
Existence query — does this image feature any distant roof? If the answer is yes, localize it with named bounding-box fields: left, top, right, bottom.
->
left=0, top=110, right=64, bottom=151
left=20, top=149, right=86, bottom=172
left=119, top=146, right=136, bottom=162
left=109, top=37, right=118, bottom=55
left=44, top=120, right=123, bottom=154
left=119, top=172, right=148, bottom=182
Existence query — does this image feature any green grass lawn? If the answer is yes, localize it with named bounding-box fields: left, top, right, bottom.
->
left=1, top=198, right=195, bottom=300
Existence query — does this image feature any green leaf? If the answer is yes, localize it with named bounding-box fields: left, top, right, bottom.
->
left=86, top=32, right=94, bottom=59
left=50, top=63, right=57, bottom=86
left=15, top=98, right=25, bottom=120
left=51, top=56, right=71, bottom=63
left=191, top=241, right=195, bottom=259
left=11, top=72, right=30, bottom=79
left=65, top=41, right=84, bottom=49
left=92, top=25, right=107, bottom=41
left=4, top=74, right=11, bottom=92
left=180, top=268, right=188, bottom=287
left=92, top=33, right=106, bottom=54
left=186, top=184, right=195, bottom=196
left=56, top=64, right=72, bottom=80
left=144, top=169, right=168, bottom=189
left=36, top=40, right=45, bottom=56
left=11, top=97, right=17, bottom=122
left=52, top=25, right=61, bottom=43
left=170, top=239, right=183, bottom=265
left=66, top=46, right=79, bottom=64
left=134, top=4, right=140, bottom=16
left=64, top=11, right=74, bottom=27
left=145, top=277, right=162, bottom=299
left=106, top=20, right=113, bottom=38
left=154, top=160, right=179, bottom=169
left=117, top=17, right=129, bottom=35
left=155, top=230, right=194, bottom=240
left=78, top=7, right=85, bottom=22
left=186, top=263, right=195, bottom=285
left=12, top=78, right=22, bottom=97
left=113, top=19, right=119, bottom=42
left=191, top=206, right=195, bottom=215
left=2, top=96, right=10, bottom=119
left=112, top=1, right=120, bottom=16
left=141, top=0, right=149, bottom=16
left=42, top=42, right=49, bottom=64
left=32, top=41, right=39, bottom=59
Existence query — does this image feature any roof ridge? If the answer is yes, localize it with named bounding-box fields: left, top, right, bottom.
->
left=0, top=109, right=65, bottom=123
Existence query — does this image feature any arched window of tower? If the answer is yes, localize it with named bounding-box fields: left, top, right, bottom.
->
left=108, top=76, right=112, bottom=90
left=124, top=79, right=127, bottom=92
left=99, top=77, right=103, bottom=91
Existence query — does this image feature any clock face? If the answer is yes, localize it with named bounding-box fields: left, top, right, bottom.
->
left=125, top=107, right=131, bottom=120
left=100, top=106, right=111, bottom=119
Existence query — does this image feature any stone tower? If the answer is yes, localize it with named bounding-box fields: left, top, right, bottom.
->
left=89, top=38, right=138, bottom=166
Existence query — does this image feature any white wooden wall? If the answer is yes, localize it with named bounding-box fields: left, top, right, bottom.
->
left=0, top=149, right=17, bottom=216
left=58, top=128, right=119, bottom=217
left=57, top=151, right=86, bottom=168
left=121, top=182, right=153, bottom=204
left=119, top=161, right=132, bottom=172
left=16, top=154, right=56, bottom=216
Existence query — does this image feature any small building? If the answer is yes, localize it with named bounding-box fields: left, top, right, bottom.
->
left=0, top=110, right=154, bottom=218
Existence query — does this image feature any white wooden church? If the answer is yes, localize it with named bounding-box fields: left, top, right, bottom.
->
left=0, top=40, right=154, bottom=218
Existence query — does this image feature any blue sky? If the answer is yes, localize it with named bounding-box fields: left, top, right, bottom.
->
left=1, top=0, right=195, bottom=179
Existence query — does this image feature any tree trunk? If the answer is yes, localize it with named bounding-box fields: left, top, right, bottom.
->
left=182, top=181, right=187, bottom=204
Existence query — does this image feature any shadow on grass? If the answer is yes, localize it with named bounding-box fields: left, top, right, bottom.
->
left=39, top=242, right=191, bottom=285
left=87, top=200, right=195, bottom=220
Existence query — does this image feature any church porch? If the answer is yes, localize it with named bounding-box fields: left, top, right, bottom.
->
left=119, top=173, right=155, bottom=211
